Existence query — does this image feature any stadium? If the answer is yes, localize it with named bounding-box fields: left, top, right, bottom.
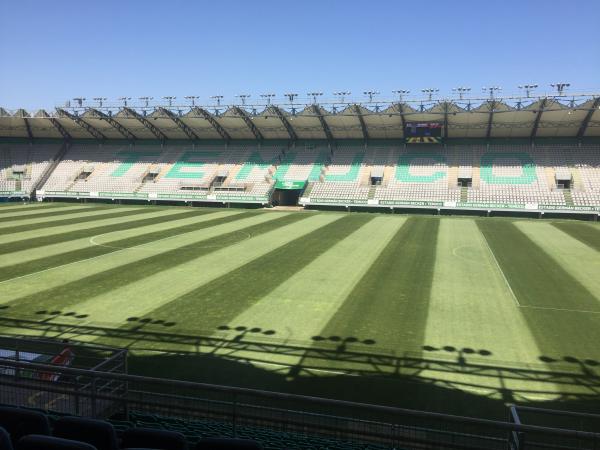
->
left=0, top=1, right=599, bottom=448
left=0, top=87, right=598, bottom=449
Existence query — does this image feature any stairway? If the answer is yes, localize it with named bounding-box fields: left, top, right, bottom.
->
left=460, top=186, right=468, bottom=202
left=471, top=167, right=480, bottom=188
left=544, top=167, right=555, bottom=189
left=447, top=166, right=458, bottom=188
left=563, top=189, right=574, bottom=206
left=302, top=181, right=315, bottom=197
left=368, top=185, right=377, bottom=199
left=570, top=167, right=585, bottom=191
left=382, top=166, right=394, bottom=185
left=33, top=142, right=70, bottom=194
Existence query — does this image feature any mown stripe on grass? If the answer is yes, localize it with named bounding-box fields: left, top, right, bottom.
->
left=551, top=221, right=600, bottom=252
left=67, top=214, right=337, bottom=332
left=0, top=213, right=275, bottom=304
left=477, top=220, right=599, bottom=311
left=0, top=207, right=152, bottom=235
left=0, top=205, right=95, bottom=222
left=515, top=222, right=600, bottom=299
left=0, top=209, right=204, bottom=255
left=0, top=210, right=247, bottom=282
left=0, top=203, right=63, bottom=213
left=0, top=206, right=127, bottom=230
left=132, top=214, right=373, bottom=335
left=309, top=217, right=439, bottom=353
left=424, top=219, right=546, bottom=387
left=5, top=213, right=307, bottom=315
left=478, top=220, right=600, bottom=365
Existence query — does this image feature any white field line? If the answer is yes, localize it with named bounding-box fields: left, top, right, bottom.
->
left=0, top=220, right=251, bottom=285
left=518, top=305, right=600, bottom=314
left=88, top=229, right=251, bottom=251
left=479, top=230, right=521, bottom=307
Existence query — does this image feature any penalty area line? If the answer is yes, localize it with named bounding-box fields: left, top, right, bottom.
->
left=479, top=230, right=521, bottom=307
left=518, top=305, right=600, bottom=314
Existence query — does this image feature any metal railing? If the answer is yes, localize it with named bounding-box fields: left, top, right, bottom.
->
left=0, top=359, right=598, bottom=449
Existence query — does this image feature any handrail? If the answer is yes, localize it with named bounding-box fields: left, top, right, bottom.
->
left=0, top=358, right=598, bottom=442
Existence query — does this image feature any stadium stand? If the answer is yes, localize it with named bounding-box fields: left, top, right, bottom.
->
left=0, top=143, right=60, bottom=197
left=2, top=141, right=593, bottom=213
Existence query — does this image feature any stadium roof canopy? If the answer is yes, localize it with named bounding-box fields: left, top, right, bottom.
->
left=1, top=94, right=599, bottom=141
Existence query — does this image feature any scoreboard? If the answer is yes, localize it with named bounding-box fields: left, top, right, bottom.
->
left=405, top=122, right=442, bottom=143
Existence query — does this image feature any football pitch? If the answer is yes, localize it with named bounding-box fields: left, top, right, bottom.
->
left=0, top=202, right=599, bottom=419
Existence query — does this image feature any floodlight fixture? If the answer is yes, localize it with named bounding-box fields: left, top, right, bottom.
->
left=333, top=91, right=351, bottom=103
left=118, top=97, right=132, bottom=107
left=392, top=90, right=410, bottom=101
left=210, top=95, right=224, bottom=106
left=421, top=88, right=439, bottom=101
left=260, top=93, right=276, bottom=105
left=139, top=96, right=153, bottom=107
left=285, top=93, right=298, bottom=103
left=235, top=94, right=250, bottom=106
left=518, top=84, right=538, bottom=98
left=93, top=97, right=107, bottom=107
left=162, top=96, right=176, bottom=107
left=363, top=91, right=380, bottom=103
left=482, top=86, right=502, bottom=99
left=307, top=92, right=323, bottom=104
left=73, top=97, right=86, bottom=107
left=551, top=82, right=570, bottom=95
left=184, top=96, right=199, bottom=106
left=452, top=87, right=471, bottom=100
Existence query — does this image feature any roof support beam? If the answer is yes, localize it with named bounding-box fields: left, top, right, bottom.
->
left=56, top=108, right=106, bottom=140
left=23, top=118, right=33, bottom=141
left=190, top=107, right=230, bottom=141
left=121, top=107, right=167, bottom=141
left=530, top=98, right=548, bottom=140
left=48, top=117, right=72, bottom=141
left=311, top=105, right=334, bottom=142
left=88, top=109, right=136, bottom=140
left=485, top=100, right=497, bottom=140
left=268, top=106, right=297, bottom=141
left=394, top=103, right=406, bottom=136
left=157, top=107, right=199, bottom=140
left=442, top=102, right=450, bottom=139
left=577, top=97, right=600, bottom=138
left=353, top=105, right=369, bottom=141
left=232, top=107, right=263, bottom=141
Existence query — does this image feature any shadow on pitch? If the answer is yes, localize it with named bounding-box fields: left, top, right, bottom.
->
left=1, top=315, right=599, bottom=420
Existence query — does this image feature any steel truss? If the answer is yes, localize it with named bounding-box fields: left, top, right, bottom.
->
left=156, top=107, right=199, bottom=140
left=232, top=106, right=263, bottom=140
left=190, top=107, right=231, bottom=141
left=267, top=106, right=297, bottom=141
left=56, top=109, right=106, bottom=140
left=121, top=107, right=167, bottom=141
left=88, top=109, right=136, bottom=140
left=310, top=105, right=334, bottom=142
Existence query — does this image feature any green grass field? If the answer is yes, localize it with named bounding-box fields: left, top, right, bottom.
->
left=0, top=202, right=599, bottom=419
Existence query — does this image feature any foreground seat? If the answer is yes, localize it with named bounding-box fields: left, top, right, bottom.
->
left=0, top=427, right=12, bottom=450
left=0, top=406, right=51, bottom=445
left=195, top=438, right=262, bottom=450
left=53, top=417, right=118, bottom=450
left=17, top=435, right=96, bottom=450
left=121, top=428, right=188, bottom=450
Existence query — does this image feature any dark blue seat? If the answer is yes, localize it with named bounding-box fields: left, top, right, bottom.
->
left=16, top=435, right=97, bottom=450
left=195, top=438, right=262, bottom=450
left=121, top=428, right=188, bottom=450
left=53, top=417, right=118, bottom=450
left=0, top=406, right=50, bottom=445
left=0, top=427, right=12, bottom=450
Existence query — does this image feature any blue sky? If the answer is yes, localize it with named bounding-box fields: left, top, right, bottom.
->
left=1, top=0, right=599, bottom=110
